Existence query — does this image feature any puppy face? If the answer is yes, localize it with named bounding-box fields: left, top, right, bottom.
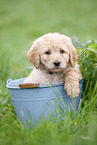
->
left=27, top=33, right=77, bottom=72
left=40, top=41, right=69, bottom=72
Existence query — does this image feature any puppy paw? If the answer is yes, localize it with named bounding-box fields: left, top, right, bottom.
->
left=64, top=84, right=80, bottom=98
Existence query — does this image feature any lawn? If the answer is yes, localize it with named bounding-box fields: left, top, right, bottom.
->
left=0, top=0, right=97, bottom=145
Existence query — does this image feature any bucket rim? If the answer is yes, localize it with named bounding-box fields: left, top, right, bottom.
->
left=6, top=77, right=83, bottom=89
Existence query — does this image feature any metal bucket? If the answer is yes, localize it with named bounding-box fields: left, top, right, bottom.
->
left=6, top=77, right=83, bottom=126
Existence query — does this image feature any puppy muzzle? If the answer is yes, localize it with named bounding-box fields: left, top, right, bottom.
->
left=53, top=60, right=61, bottom=67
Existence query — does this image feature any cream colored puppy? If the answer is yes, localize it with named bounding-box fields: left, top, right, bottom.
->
left=25, top=33, right=82, bottom=98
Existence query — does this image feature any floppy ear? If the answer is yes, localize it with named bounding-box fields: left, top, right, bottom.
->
left=27, top=45, right=40, bottom=69
left=68, top=43, right=78, bottom=67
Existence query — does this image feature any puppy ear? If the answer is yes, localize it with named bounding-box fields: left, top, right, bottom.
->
left=27, top=45, right=40, bottom=69
left=68, top=43, right=78, bottom=67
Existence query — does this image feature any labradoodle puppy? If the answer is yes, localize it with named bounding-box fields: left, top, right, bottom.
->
left=25, top=33, right=82, bottom=98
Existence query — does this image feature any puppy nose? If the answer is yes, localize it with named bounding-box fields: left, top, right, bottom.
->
left=53, top=60, right=60, bottom=67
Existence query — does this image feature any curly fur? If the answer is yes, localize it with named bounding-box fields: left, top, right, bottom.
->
left=25, top=33, right=82, bottom=98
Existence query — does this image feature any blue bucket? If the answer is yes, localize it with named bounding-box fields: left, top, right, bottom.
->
left=6, top=77, right=83, bottom=125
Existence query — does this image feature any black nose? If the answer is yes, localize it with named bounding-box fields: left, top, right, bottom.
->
left=53, top=61, right=60, bottom=67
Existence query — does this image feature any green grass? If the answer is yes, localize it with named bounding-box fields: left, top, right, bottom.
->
left=0, top=0, right=97, bottom=145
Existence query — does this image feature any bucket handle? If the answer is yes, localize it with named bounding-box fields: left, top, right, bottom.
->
left=7, top=77, right=12, bottom=84
left=19, top=82, right=39, bottom=88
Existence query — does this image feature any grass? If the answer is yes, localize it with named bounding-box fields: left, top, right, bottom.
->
left=0, top=0, right=97, bottom=145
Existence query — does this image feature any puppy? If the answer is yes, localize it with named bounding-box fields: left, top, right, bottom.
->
left=25, top=33, right=82, bottom=98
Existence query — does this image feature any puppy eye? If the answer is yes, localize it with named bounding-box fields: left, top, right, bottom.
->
left=45, top=51, right=51, bottom=55
left=60, top=50, right=65, bottom=54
